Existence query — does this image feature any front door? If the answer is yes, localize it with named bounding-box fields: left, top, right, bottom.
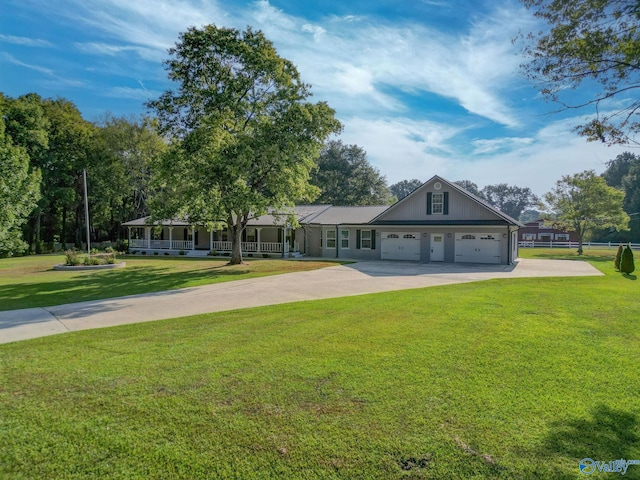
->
left=430, top=233, right=444, bottom=261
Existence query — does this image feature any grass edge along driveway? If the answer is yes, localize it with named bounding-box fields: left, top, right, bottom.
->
left=0, top=255, right=344, bottom=311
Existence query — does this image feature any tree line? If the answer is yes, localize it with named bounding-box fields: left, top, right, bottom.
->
left=0, top=93, right=166, bottom=256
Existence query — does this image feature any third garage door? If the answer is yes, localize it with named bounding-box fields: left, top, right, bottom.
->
left=381, top=232, right=421, bottom=261
left=455, top=233, right=501, bottom=264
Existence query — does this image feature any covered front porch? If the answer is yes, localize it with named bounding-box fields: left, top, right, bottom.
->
left=126, top=223, right=300, bottom=257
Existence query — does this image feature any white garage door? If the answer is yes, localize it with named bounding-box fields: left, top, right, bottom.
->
left=381, top=232, right=421, bottom=261
left=455, top=233, right=501, bottom=264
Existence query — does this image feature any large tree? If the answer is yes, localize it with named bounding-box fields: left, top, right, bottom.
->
left=521, top=0, right=640, bottom=145
left=91, top=114, right=166, bottom=240
left=310, top=140, right=394, bottom=205
left=481, top=183, right=539, bottom=220
left=544, top=170, right=629, bottom=254
left=148, top=26, right=341, bottom=264
left=0, top=106, right=41, bottom=256
left=602, top=151, right=640, bottom=240
left=390, top=179, right=423, bottom=201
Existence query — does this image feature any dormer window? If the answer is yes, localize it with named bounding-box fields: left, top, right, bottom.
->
left=427, top=191, right=449, bottom=215
left=432, top=193, right=444, bottom=214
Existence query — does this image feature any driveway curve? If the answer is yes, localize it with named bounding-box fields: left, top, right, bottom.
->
left=0, top=258, right=602, bottom=344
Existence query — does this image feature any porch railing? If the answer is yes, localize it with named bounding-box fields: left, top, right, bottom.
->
left=130, top=239, right=193, bottom=250
left=211, top=241, right=283, bottom=253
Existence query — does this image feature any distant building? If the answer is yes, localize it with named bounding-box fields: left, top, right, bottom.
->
left=519, top=220, right=579, bottom=242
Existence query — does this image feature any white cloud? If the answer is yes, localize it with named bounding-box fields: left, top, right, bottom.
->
left=0, top=34, right=53, bottom=47
left=0, top=51, right=54, bottom=75
left=105, top=86, right=160, bottom=100
left=74, top=42, right=161, bottom=62
left=472, top=137, right=534, bottom=155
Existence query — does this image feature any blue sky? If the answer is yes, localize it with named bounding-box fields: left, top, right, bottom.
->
left=0, top=0, right=630, bottom=195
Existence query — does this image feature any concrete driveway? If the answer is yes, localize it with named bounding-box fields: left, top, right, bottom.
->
left=0, top=258, right=602, bottom=344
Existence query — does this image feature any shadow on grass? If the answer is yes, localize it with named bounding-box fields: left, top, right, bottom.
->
left=0, top=264, right=251, bottom=312
left=622, top=274, right=638, bottom=281
left=538, top=404, right=640, bottom=478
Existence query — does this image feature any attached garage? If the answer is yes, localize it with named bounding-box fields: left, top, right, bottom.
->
left=455, top=233, right=501, bottom=264
left=381, top=232, right=421, bottom=261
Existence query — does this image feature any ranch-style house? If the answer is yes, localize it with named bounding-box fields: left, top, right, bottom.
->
left=123, top=175, right=523, bottom=265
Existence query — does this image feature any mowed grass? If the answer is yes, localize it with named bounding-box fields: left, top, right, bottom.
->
left=1, top=249, right=639, bottom=479
left=0, top=255, right=341, bottom=311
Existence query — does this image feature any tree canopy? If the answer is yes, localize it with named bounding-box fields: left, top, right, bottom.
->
left=544, top=170, right=629, bottom=254
left=310, top=140, right=394, bottom=206
left=602, top=151, right=640, bottom=240
left=520, top=0, right=640, bottom=145
left=454, top=180, right=484, bottom=199
left=147, top=25, right=341, bottom=264
left=390, top=179, right=423, bottom=201
left=480, top=183, right=539, bottom=220
left=0, top=104, right=41, bottom=256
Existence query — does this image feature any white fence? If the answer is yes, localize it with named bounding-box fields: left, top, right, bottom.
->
left=519, top=241, right=640, bottom=250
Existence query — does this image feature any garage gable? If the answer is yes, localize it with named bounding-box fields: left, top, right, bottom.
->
left=372, top=176, right=521, bottom=226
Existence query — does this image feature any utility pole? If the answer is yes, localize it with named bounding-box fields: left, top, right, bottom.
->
left=83, top=169, right=91, bottom=256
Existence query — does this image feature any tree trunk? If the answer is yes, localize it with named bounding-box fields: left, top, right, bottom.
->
left=577, top=233, right=583, bottom=255
left=229, top=223, right=244, bottom=265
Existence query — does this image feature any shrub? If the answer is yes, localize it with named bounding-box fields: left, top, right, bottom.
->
left=83, top=255, right=101, bottom=266
left=614, top=244, right=623, bottom=270
left=263, top=253, right=270, bottom=258
left=620, top=244, right=635, bottom=275
left=179, top=250, right=186, bottom=255
left=208, top=250, right=219, bottom=256
left=164, top=252, right=170, bottom=256
left=90, top=248, right=99, bottom=255
left=64, top=249, right=82, bottom=266
left=154, top=251, right=159, bottom=255
left=141, top=251, right=147, bottom=255
left=115, top=239, right=129, bottom=253
left=105, top=246, right=115, bottom=254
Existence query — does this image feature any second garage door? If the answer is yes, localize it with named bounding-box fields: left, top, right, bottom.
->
left=455, top=233, right=501, bottom=264
left=381, top=232, right=421, bottom=261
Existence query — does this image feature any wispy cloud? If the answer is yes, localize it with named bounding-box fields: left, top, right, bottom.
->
left=44, top=0, right=529, bottom=128
left=0, top=51, right=54, bottom=75
left=472, top=137, right=534, bottom=155
left=0, top=34, right=53, bottom=47
left=105, top=85, right=160, bottom=100
left=74, top=42, right=161, bottom=62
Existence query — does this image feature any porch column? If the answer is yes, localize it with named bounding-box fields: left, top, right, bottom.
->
left=145, top=226, right=151, bottom=249
left=209, top=230, right=213, bottom=251
left=256, top=228, right=262, bottom=253
left=168, top=227, right=173, bottom=250
left=127, top=227, right=131, bottom=249
left=282, top=227, right=286, bottom=258
left=191, top=226, right=195, bottom=250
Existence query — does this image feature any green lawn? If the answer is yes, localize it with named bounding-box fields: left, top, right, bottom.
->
left=1, top=250, right=639, bottom=478
left=0, top=255, right=341, bottom=311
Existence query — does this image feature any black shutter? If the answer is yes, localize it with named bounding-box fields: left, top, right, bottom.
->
left=427, top=192, right=432, bottom=215
left=371, top=230, right=376, bottom=249
left=443, top=192, right=449, bottom=215
left=356, top=230, right=361, bottom=249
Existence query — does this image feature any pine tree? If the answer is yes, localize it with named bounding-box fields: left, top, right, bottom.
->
left=614, top=244, right=624, bottom=270
left=620, top=244, right=635, bottom=275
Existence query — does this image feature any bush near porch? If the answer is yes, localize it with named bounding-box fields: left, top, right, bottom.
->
left=1, top=250, right=638, bottom=478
